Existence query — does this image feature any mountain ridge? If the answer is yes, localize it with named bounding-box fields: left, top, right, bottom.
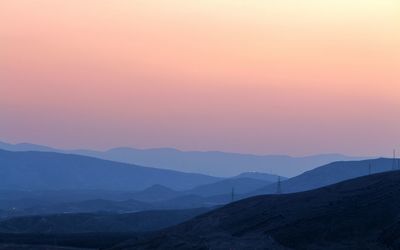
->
left=0, top=140, right=365, bottom=177
left=0, top=149, right=220, bottom=191
left=113, top=170, right=400, bottom=249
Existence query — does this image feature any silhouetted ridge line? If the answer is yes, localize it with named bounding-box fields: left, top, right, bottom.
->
left=113, top=171, right=400, bottom=249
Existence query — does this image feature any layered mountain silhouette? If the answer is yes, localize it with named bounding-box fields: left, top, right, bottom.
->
left=232, top=172, right=287, bottom=182
left=185, top=177, right=272, bottom=197
left=0, top=149, right=220, bottom=191
left=114, top=170, right=400, bottom=249
left=252, top=158, right=395, bottom=195
left=128, top=185, right=182, bottom=202
left=0, top=149, right=394, bottom=217
left=1, top=153, right=399, bottom=249
left=0, top=141, right=364, bottom=177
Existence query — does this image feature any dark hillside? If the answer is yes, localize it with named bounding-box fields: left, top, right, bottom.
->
left=115, top=170, right=400, bottom=249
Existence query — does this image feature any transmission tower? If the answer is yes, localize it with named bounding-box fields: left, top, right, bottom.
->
left=276, top=176, right=282, bottom=194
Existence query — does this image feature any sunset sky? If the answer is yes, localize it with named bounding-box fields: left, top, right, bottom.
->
left=1, top=1, right=399, bottom=156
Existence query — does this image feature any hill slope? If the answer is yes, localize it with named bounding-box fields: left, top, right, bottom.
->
left=70, top=148, right=365, bottom=177
left=233, top=172, right=286, bottom=182
left=128, top=185, right=182, bottom=202
left=253, top=158, right=395, bottom=195
left=186, top=177, right=272, bottom=197
left=115, top=170, right=400, bottom=249
left=0, top=141, right=364, bottom=177
left=0, top=149, right=220, bottom=191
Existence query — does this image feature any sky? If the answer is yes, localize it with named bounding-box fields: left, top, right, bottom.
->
left=0, top=0, right=399, bottom=156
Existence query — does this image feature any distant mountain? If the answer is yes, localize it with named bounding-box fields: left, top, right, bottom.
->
left=185, top=178, right=271, bottom=197
left=73, top=148, right=366, bottom=177
left=0, top=141, right=56, bottom=152
left=6, top=195, right=219, bottom=217
left=252, top=158, right=395, bottom=195
left=116, top=171, right=400, bottom=249
left=232, top=172, right=287, bottom=182
left=0, top=149, right=220, bottom=191
left=128, top=185, right=182, bottom=202
left=23, top=199, right=152, bottom=215
left=0, top=141, right=365, bottom=177
left=0, top=208, right=211, bottom=234
left=0, top=190, right=147, bottom=205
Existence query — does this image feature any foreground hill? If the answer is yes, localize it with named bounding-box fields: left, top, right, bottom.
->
left=0, top=245, right=89, bottom=250
left=253, top=158, right=395, bottom=195
left=0, top=141, right=364, bottom=177
left=0, top=149, right=220, bottom=191
left=114, top=170, right=400, bottom=249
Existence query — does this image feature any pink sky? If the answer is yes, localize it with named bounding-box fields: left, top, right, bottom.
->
left=1, top=1, right=399, bottom=156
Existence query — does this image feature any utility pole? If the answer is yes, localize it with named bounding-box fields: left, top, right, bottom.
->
left=276, top=176, right=282, bottom=194
left=231, top=187, right=235, bottom=203
left=393, top=149, right=397, bottom=171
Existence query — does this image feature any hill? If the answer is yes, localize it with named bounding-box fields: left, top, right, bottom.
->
left=185, top=177, right=271, bottom=197
left=128, top=185, right=182, bottom=202
left=0, top=141, right=364, bottom=177
left=232, top=172, right=287, bottom=182
left=0, top=149, right=220, bottom=191
left=76, top=148, right=365, bottom=177
left=253, top=158, right=395, bottom=195
left=114, top=170, right=400, bottom=249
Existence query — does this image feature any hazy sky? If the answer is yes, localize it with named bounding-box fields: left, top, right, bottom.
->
left=1, top=1, right=399, bottom=156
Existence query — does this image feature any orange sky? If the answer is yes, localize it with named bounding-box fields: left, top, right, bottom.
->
left=1, top=1, right=399, bottom=156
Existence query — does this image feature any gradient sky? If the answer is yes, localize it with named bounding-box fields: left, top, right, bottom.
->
left=1, top=1, right=399, bottom=156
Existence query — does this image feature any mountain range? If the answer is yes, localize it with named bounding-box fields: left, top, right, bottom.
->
left=251, top=158, right=396, bottom=195
left=0, top=149, right=220, bottom=191
left=115, top=170, right=400, bottom=249
left=0, top=147, right=399, bottom=249
left=0, top=149, right=395, bottom=218
left=0, top=141, right=365, bottom=177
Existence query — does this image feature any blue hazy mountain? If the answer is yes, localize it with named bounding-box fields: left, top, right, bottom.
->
left=252, top=158, right=396, bottom=195
left=0, top=141, right=56, bottom=152
left=0, top=140, right=365, bottom=177
left=118, top=170, right=400, bottom=249
left=74, top=148, right=365, bottom=177
left=232, top=172, right=287, bottom=182
left=128, top=185, right=183, bottom=202
left=0, top=149, right=220, bottom=191
left=185, top=177, right=273, bottom=197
